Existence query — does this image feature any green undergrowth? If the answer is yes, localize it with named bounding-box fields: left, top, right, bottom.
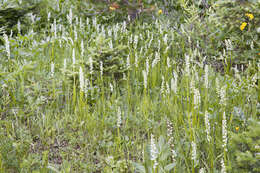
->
left=0, top=0, right=259, bottom=172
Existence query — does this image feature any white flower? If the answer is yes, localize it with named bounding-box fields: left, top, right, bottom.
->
left=222, top=112, right=227, bottom=152
left=160, top=76, right=165, bottom=96
left=221, top=158, right=226, bottom=173
left=135, top=53, right=138, bottom=68
left=134, top=35, right=138, bottom=49
left=193, top=88, right=201, bottom=109
left=79, top=67, right=84, bottom=92
left=51, top=62, right=55, bottom=77
left=152, top=52, right=160, bottom=68
left=100, top=61, right=103, bottom=77
left=109, top=83, right=113, bottom=93
left=256, top=27, right=260, bottom=33
left=17, top=20, right=21, bottom=34
left=150, top=134, right=158, bottom=169
left=220, top=85, right=227, bottom=107
left=205, top=65, right=209, bottom=89
left=63, top=58, right=67, bottom=70
left=205, top=111, right=211, bottom=142
left=171, top=71, right=178, bottom=94
left=199, top=168, right=205, bottom=173
left=117, top=107, right=121, bottom=128
left=67, top=8, right=73, bottom=25
left=81, top=40, right=84, bottom=57
left=225, top=39, right=233, bottom=51
left=185, top=54, right=190, bottom=76
left=216, top=77, right=221, bottom=97
left=126, top=55, right=130, bottom=69
left=146, top=58, right=149, bottom=74
left=109, top=40, right=113, bottom=49
left=191, top=141, right=197, bottom=164
left=72, top=48, right=76, bottom=65
left=167, top=57, right=171, bottom=68
left=3, top=34, right=10, bottom=59
left=48, top=12, right=51, bottom=22
left=167, top=120, right=176, bottom=162
left=53, top=19, right=57, bottom=38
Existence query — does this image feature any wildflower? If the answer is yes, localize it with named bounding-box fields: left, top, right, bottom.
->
left=160, top=76, right=165, bottom=96
left=158, top=9, right=163, bottom=15
left=216, top=77, right=221, bottom=96
left=152, top=52, right=160, bottom=68
left=167, top=120, right=176, bottom=162
left=193, top=88, right=201, bottom=109
left=134, top=35, right=138, bottom=49
left=205, top=111, right=211, bottom=142
left=225, top=39, right=233, bottom=51
left=117, top=107, right=121, bottom=128
left=221, top=158, right=226, bottom=173
left=51, top=62, right=55, bottom=77
left=150, top=134, right=158, bottom=169
left=245, top=13, right=254, bottom=20
left=146, top=58, right=149, bottom=74
left=17, top=20, right=21, bottom=34
left=185, top=54, right=190, bottom=76
left=109, top=2, right=119, bottom=11
left=126, top=55, right=130, bottom=69
left=222, top=112, right=227, bottom=152
left=171, top=71, right=178, bottom=94
left=81, top=40, right=84, bottom=57
left=109, top=83, right=113, bottom=92
left=235, top=127, right=239, bottom=131
left=167, top=57, right=171, bottom=68
left=3, top=33, right=10, bottom=59
left=240, top=22, right=247, bottom=31
left=191, top=141, right=197, bottom=164
left=257, top=27, right=260, bottom=33
left=205, top=65, right=209, bottom=89
left=199, top=168, right=205, bottom=173
left=79, top=67, right=84, bottom=92
left=220, top=85, right=227, bottom=107
left=67, top=8, right=73, bottom=25
left=64, top=58, right=67, bottom=70
left=135, top=53, right=138, bottom=68
left=100, top=61, right=103, bottom=77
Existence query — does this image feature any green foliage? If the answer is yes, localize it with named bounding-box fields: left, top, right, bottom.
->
left=0, top=0, right=259, bottom=172
left=132, top=136, right=175, bottom=173
left=229, top=120, right=260, bottom=172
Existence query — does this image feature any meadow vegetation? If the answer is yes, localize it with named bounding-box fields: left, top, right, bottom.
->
left=0, top=0, right=259, bottom=172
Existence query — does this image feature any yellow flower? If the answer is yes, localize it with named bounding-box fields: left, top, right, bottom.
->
left=109, top=6, right=116, bottom=11
left=245, top=13, right=254, bottom=20
left=235, top=127, right=239, bottom=131
left=158, top=9, right=163, bottom=15
left=240, top=22, right=247, bottom=31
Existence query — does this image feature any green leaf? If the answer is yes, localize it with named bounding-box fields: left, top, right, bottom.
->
left=132, top=162, right=146, bottom=173
left=164, top=163, right=176, bottom=171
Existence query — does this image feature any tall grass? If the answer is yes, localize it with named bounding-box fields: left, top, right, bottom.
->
left=0, top=0, right=259, bottom=172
